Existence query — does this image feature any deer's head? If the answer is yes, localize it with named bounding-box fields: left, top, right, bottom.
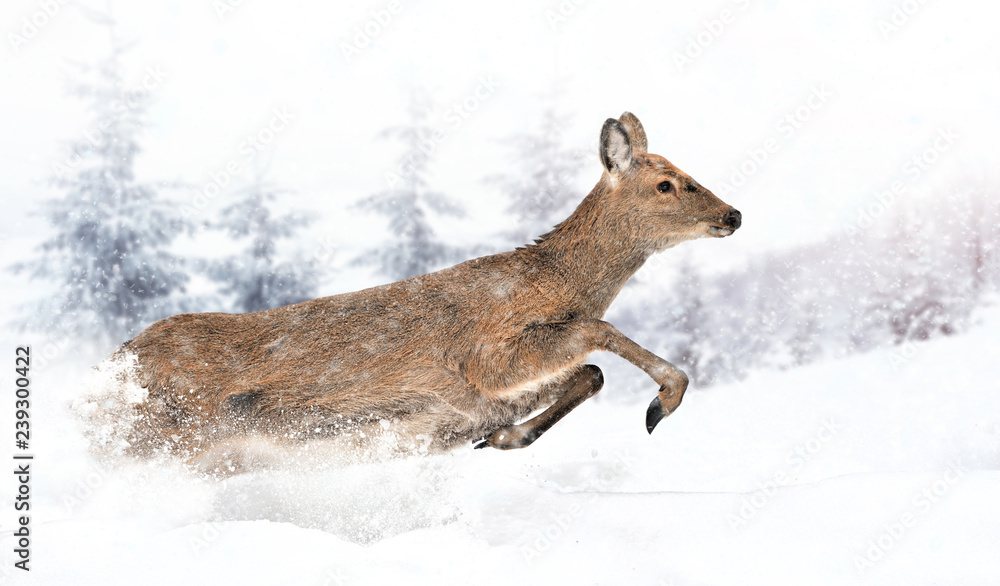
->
left=598, top=112, right=741, bottom=252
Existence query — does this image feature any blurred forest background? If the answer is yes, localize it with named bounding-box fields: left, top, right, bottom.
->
left=8, top=23, right=999, bottom=395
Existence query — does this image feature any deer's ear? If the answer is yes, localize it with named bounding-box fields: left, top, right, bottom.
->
left=618, top=112, right=647, bottom=153
left=600, top=118, right=633, bottom=175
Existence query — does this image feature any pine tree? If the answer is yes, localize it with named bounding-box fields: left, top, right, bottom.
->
left=486, top=106, right=587, bottom=247
left=10, top=30, right=188, bottom=346
left=884, top=210, right=950, bottom=342
left=208, top=178, right=319, bottom=312
left=352, top=94, right=467, bottom=281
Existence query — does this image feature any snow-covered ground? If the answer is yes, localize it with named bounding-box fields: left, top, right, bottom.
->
left=2, top=308, right=997, bottom=585
left=2, top=1, right=998, bottom=583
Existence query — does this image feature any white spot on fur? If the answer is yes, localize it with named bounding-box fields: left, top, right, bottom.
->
left=492, top=365, right=577, bottom=401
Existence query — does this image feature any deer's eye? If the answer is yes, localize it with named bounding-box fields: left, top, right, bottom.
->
left=657, top=181, right=674, bottom=194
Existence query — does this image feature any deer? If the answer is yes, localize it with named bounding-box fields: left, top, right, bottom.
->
left=99, top=111, right=741, bottom=468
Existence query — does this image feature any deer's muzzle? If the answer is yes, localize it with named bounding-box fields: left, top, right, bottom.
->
left=724, top=208, right=742, bottom=230
left=708, top=207, right=741, bottom=237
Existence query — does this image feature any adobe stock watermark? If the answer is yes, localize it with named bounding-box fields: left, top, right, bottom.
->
left=213, top=0, right=248, bottom=21
left=61, top=465, right=109, bottom=515
left=886, top=339, right=922, bottom=370
left=51, top=65, right=170, bottom=179
left=726, top=418, right=842, bottom=531
left=340, top=0, right=404, bottom=62
left=61, top=464, right=150, bottom=516
left=846, top=126, right=958, bottom=236
left=320, top=567, right=351, bottom=586
left=180, top=106, right=295, bottom=219
left=672, top=0, right=753, bottom=73
left=544, top=0, right=589, bottom=32
left=189, top=521, right=228, bottom=557
left=384, top=75, right=500, bottom=188
left=714, top=83, right=833, bottom=198
left=520, top=450, right=637, bottom=562
left=853, top=462, right=965, bottom=573
left=309, top=234, right=339, bottom=265
left=876, top=0, right=932, bottom=41
left=6, top=0, right=71, bottom=54
left=29, top=324, right=78, bottom=373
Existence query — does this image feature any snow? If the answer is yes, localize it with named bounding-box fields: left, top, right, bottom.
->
left=2, top=309, right=998, bottom=585
left=1, top=2, right=998, bottom=582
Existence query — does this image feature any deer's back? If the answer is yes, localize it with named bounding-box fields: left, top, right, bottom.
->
left=125, top=249, right=571, bottom=444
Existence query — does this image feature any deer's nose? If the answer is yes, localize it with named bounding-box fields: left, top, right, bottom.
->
left=724, top=208, right=742, bottom=230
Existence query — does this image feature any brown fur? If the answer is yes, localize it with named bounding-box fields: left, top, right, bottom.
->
left=112, top=112, right=740, bottom=462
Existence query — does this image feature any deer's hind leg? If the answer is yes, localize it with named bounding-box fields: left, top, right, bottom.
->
left=475, top=364, right=604, bottom=450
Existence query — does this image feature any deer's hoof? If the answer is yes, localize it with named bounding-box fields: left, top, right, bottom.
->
left=646, top=396, right=666, bottom=434
left=648, top=381, right=686, bottom=434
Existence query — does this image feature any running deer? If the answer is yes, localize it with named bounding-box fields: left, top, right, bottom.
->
left=107, top=112, right=740, bottom=463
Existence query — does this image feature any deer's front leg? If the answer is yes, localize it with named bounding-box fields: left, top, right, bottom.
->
left=506, top=318, right=688, bottom=434
left=590, top=320, right=689, bottom=434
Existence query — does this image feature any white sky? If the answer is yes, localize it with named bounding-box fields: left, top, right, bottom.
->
left=2, top=0, right=998, bottom=304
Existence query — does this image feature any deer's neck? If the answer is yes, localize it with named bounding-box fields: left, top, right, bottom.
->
left=530, top=183, right=652, bottom=318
